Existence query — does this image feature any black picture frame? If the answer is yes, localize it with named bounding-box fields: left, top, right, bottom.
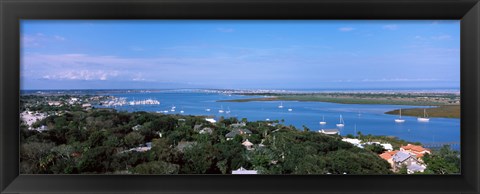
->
left=1, top=0, right=479, bottom=193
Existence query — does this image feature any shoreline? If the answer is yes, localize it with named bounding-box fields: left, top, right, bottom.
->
left=384, top=105, right=460, bottom=119
left=218, top=96, right=460, bottom=119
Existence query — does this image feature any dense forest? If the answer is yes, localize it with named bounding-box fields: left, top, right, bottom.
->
left=20, top=110, right=395, bottom=174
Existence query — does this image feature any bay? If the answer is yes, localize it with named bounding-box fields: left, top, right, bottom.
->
left=101, top=91, right=460, bottom=149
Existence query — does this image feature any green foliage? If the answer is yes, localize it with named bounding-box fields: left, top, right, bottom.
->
left=326, top=150, right=392, bottom=174
left=398, top=164, right=408, bottom=174
left=423, top=145, right=460, bottom=174
left=364, top=144, right=386, bottom=154
left=133, top=161, right=179, bottom=174
left=214, top=140, right=249, bottom=173
left=181, top=142, right=218, bottom=174
left=124, top=132, right=144, bottom=148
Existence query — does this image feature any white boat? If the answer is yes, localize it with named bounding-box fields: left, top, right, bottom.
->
left=266, top=118, right=270, bottom=121
left=278, top=102, right=284, bottom=109
left=218, top=105, right=224, bottom=113
left=170, top=105, right=176, bottom=112
left=394, top=109, right=405, bottom=123
left=205, top=108, right=211, bottom=112
left=336, top=115, right=345, bottom=127
left=288, top=108, right=293, bottom=112
left=226, top=107, right=231, bottom=114
left=417, top=109, right=430, bottom=122
left=319, top=115, right=327, bottom=125
left=163, top=110, right=169, bottom=113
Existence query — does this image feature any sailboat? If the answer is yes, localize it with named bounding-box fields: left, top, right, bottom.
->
left=336, top=115, right=345, bottom=127
left=180, top=107, right=184, bottom=114
left=170, top=105, right=176, bottom=112
left=288, top=108, right=293, bottom=112
left=278, top=102, right=284, bottom=108
left=319, top=115, right=327, bottom=125
left=226, top=107, right=231, bottom=114
left=218, top=105, right=224, bottom=113
left=394, top=109, right=405, bottom=123
left=205, top=108, right=211, bottom=112
left=417, top=109, right=430, bottom=122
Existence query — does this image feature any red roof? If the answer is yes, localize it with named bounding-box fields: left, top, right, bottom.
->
left=379, top=150, right=398, bottom=160
left=401, top=144, right=430, bottom=153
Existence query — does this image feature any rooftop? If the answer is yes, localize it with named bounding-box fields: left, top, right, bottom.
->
left=392, top=151, right=416, bottom=163
left=379, top=150, right=399, bottom=160
left=232, top=167, right=258, bottom=174
left=401, top=144, right=431, bottom=153
left=225, top=128, right=253, bottom=138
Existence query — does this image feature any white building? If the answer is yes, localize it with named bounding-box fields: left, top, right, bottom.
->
left=232, top=167, right=258, bottom=174
left=342, top=138, right=363, bottom=148
left=380, top=143, right=393, bottom=151
left=242, top=139, right=254, bottom=150
left=205, top=118, right=217, bottom=123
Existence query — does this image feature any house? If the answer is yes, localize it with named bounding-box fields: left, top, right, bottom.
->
left=230, top=122, right=246, bottom=128
left=132, top=124, right=142, bottom=131
left=267, top=123, right=278, bottom=127
left=242, top=139, right=254, bottom=150
left=407, top=163, right=427, bottom=174
left=199, top=127, right=213, bottom=134
left=379, top=150, right=399, bottom=169
left=176, top=141, right=196, bottom=152
left=68, top=98, right=79, bottom=105
left=342, top=138, right=363, bottom=148
left=20, top=111, right=47, bottom=127
left=82, top=103, right=92, bottom=108
left=400, top=144, right=431, bottom=158
left=48, top=101, right=62, bottom=106
left=380, top=143, right=393, bottom=151
left=33, top=125, right=49, bottom=132
left=193, top=124, right=203, bottom=131
left=392, top=151, right=420, bottom=172
left=129, top=142, right=152, bottom=152
left=319, top=129, right=340, bottom=135
left=232, top=167, right=258, bottom=174
left=225, top=128, right=252, bottom=140
left=205, top=118, right=217, bottom=123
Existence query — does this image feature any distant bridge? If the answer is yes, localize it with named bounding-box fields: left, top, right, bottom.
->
left=422, top=142, right=460, bottom=148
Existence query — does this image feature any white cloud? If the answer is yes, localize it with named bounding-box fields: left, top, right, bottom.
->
left=22, top=33, right=66, bottom=48
left=338, top=27, right=354, bottom=32
left=54, top=35, right=66, bottom=41
left=42, top=70, right=119, bottom=81
left=132, top=73, right=146, bottom=81
left=383, top=25, right=398, bottom=30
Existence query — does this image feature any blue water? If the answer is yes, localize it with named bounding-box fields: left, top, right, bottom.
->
left=100, top=92, right=460, bottom=149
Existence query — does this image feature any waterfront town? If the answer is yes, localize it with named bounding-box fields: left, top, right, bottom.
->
left=19, top=92, right=460, bottom=174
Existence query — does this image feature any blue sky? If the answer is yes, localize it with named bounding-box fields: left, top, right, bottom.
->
left=21, top=20, right=460, bottom=90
